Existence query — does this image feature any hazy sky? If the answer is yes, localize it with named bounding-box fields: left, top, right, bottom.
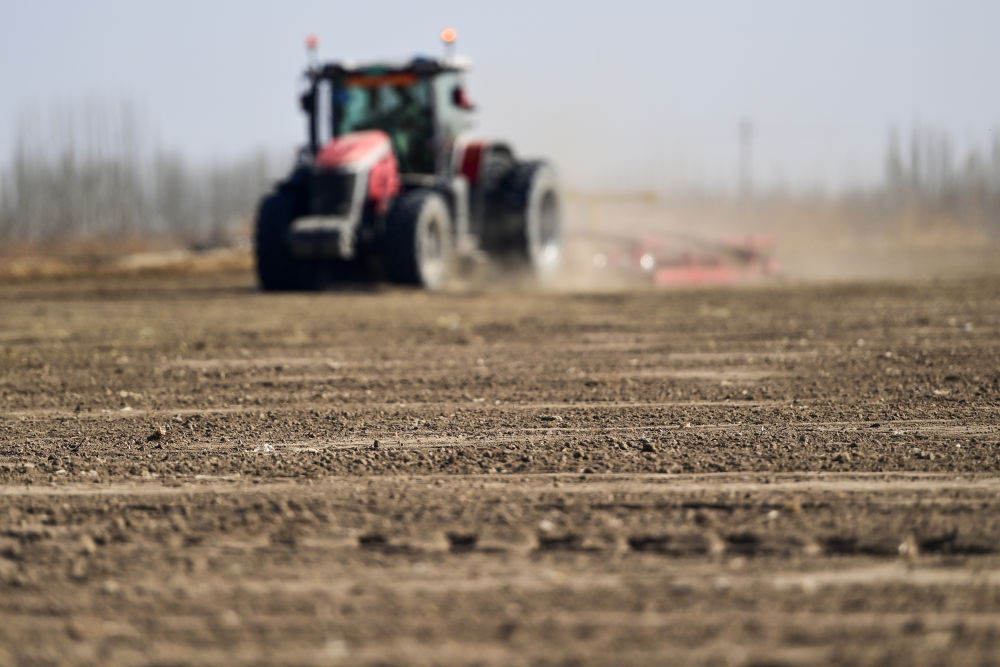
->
left=2, top=0, right=997, bottom=192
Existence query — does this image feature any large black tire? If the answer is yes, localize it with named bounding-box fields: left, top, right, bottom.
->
left=495, top=161, right=563, bottom=281
left=254, top=184, right=316, bottom=291
left=383, top=190, right=453, bottom=290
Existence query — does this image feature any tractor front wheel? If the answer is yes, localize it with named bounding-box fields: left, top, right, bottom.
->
left=255, top=189, right=306, bottom=291
left=383, top=190, right=453, bottom=290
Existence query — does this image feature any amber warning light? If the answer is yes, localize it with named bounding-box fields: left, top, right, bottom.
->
left=440, top=27, right=458, bottom=44
left=305, top=34, right=319, bottom=67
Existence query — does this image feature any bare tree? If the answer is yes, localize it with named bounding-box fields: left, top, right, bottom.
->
left=0, top=97, right=274, bottom=246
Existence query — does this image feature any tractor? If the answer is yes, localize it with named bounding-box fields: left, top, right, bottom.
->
left=254, top=31, right=563, bottom=290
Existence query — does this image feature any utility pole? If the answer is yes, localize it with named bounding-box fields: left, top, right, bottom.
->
left=739, top=117, right=754, bottom=202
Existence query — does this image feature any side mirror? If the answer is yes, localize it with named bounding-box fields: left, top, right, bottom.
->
left=451, top=86, right=476, bottom=111
left=299, top=90, right=315, bottom=113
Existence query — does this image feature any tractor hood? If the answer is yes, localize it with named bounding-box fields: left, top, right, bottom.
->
left=316, top=131, right=394, bottom=172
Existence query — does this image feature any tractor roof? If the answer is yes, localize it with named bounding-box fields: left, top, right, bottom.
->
left=309, top=56, right=470, bottom=81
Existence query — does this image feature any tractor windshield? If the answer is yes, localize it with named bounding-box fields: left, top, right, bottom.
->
left=334, top=74, right=434, bottom=173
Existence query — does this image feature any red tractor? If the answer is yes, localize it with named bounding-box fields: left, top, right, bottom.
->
left=255, top=33, right=563, bottom=290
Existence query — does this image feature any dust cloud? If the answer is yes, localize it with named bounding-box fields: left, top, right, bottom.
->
left=558, top=191, right=999, bottom=287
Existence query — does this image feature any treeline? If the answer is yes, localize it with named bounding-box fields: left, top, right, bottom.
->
left=880, top=126, right=1000, bottom=232
left=0, top=101, right=277, bottom=246
left=1, top=101, right=998, bottom=244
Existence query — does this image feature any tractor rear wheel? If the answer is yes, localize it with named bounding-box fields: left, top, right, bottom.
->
left=500, top=161, right=563, bottom=281
left=384, top=189, right=453, bottom=290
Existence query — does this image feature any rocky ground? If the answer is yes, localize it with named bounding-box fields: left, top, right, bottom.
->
left=1, top=270, right=999, bottom=665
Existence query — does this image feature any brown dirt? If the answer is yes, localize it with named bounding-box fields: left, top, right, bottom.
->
left=2, top=270, right=1000, bottom=665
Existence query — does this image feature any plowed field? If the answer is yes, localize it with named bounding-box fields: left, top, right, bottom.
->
left=2, top=272, right=999, bottom=665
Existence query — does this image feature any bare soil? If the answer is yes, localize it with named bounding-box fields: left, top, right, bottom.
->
left=2, top=270, right=1000, bottom=665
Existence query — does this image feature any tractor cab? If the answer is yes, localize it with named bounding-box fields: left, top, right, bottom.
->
left=300, top=58, right=474, bottom=175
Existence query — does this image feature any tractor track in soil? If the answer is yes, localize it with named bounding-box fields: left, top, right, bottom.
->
left=2, top=270, right=1000, bottom=665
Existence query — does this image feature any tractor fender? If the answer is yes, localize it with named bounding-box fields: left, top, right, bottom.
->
left=452, top=138, right=515, bottom=185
